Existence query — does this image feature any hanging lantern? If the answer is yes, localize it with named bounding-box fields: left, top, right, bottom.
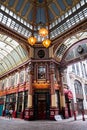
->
left=42, top=39, right=51, bottom=48
left=39, top=27, right=48, bottom=37
left=28, top=36, right=37, bottom=46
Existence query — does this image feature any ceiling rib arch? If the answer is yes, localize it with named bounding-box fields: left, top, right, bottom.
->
left=0, top=0, right=86, bottom=76
left=55, top=31, right=87, bottom=62
left=0, top=33, right=29, bottom=76
left=0, top=57, right=8, bottom=71
left=61, top=39, right=87, bottom=67
left=0, top=37, right=24, bottom=62
left=0, top=49, right=16, bottom=67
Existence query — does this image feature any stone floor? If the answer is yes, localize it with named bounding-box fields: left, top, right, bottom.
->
left=0, top=115, right=87, bottom=130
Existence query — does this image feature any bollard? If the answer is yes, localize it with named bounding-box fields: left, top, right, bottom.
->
left=73, top=111, right=77, bottom=120
left=82, top=110, right=85, bottom=121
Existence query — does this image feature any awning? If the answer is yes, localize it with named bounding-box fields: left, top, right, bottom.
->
left=64, top=89, right=73, bottom=99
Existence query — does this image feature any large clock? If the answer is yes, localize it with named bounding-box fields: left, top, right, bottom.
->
left=38, top=50, right=45, bottom=58
left=77, top=45, right=83, bottom=53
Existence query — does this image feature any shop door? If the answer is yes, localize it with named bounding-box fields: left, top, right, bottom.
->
left=38, top=100, right=46, bottom=119
left=33, top=91, right=50, bottom=120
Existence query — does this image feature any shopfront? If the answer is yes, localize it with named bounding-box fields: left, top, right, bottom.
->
left=64, top=89, right=73, bottom=118
left=33, top=90, right=50, bottom=120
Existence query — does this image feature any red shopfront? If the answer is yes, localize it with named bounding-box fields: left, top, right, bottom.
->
left=64, top=89, right=73, bottom=118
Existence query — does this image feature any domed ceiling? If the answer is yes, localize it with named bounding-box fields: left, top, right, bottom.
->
left=0, top=0, right=86, bottom=41
left=0, top=0, right=87, bottom=76
left=0, top=0, right=80, bottom=26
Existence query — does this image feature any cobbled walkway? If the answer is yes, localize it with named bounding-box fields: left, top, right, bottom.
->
left=0, top=115, right=87, bottom=130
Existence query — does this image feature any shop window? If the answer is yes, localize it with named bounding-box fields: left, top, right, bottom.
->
left=24, top=91, right=28, bottom=109
left=17, top=92, right=23, bottom=112
left=6, top=94, right=16, bottom=103
left=6, top=96, right=10, bottom=103
left=6, top=94, right=16, bottom=110
left=0, top=96, right=4, bottom=103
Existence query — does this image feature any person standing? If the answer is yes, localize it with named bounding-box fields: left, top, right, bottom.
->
left=5, top=109, right=9, bottom=118
left=9, top=108, right=13, bottom=119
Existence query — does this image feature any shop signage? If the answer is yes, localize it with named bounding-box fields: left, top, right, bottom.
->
left=54, top=115, right=62, bottom=121
left=64, top=89, right=73, bottom=99
left=67, top=90, right=73, bottom=99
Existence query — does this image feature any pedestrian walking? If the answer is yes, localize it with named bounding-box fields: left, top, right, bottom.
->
left=9, top=108, right=13, bottom=119
left=5, top=109, right=9, bottom=118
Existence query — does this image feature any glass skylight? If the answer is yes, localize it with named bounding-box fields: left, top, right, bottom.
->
left=0, top=0, right=87, bottom=41
left=0, top=34, right=29, bottom=76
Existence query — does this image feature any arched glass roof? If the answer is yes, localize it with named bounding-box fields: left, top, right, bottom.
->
left=55, top=31, right=87, bottom=61
left=0, top=34, right=29, bottom=76
left=0, top=0, right=87, bottom=42
left=0, top=0, right=87, bottom=76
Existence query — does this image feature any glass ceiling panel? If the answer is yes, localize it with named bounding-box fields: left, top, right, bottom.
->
left=6, top=54, right=17, bottom=66
left=0, top=53, right=4, bottom=59
left=0, top=1, right=87, bottom=42
left=17, top=46, right=26, bottom=58
left=0, top=34, right=29, bottom=76
left=56, top=31, right=87, bottom=61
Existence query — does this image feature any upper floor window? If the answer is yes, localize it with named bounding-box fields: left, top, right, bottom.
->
left=15, top=72, right=18, bottom=85
left=2, top=78, right=8, bottom=89
left=0, top=80, right=4, bottom=90
left=76, top=63, right=80, bottom=76
left=72, top=64, right=75, bottom=73
left=25, top=67, right=30, bottom=82
left=83, top=64, right=87, bottom=78
left=10, top=75, right=15, bottom=87
left=19, top=69, right=25, bottom=84
left=74, top=80, right=83, bottom=95
left=80, top=62, right=84, bottom=78
left=84, top=84, right=87, bottom=96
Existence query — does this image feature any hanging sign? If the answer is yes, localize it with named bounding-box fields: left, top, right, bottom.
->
left=67, top=90, right=73, bottom=99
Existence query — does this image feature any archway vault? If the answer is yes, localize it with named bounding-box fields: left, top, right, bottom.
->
left=54, top=31, right=87, bottom=67
left=0, top=33, right=30, bottom=76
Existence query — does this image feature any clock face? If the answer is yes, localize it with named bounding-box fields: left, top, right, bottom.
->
left=77, top=45, right=83, bottom=53
left=38, top=50, right=45, bottom=58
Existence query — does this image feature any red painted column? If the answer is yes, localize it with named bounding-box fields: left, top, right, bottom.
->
left=59, top=69, right=66, bottom=119
left=50, top=62, right=58, bottom=120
